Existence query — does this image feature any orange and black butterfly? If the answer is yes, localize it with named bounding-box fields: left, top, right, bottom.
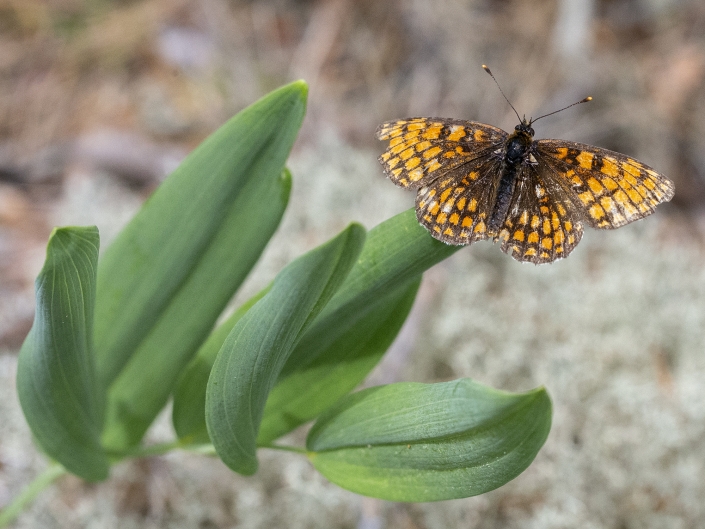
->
left=376, top=66, right=675, bottom=264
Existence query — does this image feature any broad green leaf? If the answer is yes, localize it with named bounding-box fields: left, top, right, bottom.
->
left=206, top=224, right=366, bottom=475
left=172, top=286, right=270, bottom=443
left=258, top=276, right=420, bottom=445
left=308, top=379, right=551, bottom=502
left=17, top=227, right=109, bottom=481
left=102, top=169, right=291, bottom=450
left=96, top=82, right=305, bottom=451
left=255, top=208, right=460, bottom=441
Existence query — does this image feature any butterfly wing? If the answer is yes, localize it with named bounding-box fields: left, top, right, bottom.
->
left=376, top=118, right=507, bottom=190
left=495, top=161, right=584, bottom=264
left=415, top=153, right=504, bottom=245
left=536, top=140, right=675, bottom=229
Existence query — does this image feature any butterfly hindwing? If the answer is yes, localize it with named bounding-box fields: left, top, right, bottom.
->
left=496, top=163, right=584, bottom=264
left=415, top=155, right=502, bottom=245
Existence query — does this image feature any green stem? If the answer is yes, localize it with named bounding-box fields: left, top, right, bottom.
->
left=0, top=463, right=66, bottom=528
left=258, top=443, right=307, bottom=454
left=105, top=440, right=219, bottom=460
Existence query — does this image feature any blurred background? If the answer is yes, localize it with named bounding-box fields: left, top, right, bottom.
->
left=1, top=0, right=704, bottom=527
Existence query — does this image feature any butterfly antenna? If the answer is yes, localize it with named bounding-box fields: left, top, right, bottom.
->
left=531, top=96, right=593, bottom=124
left=482, top=64, right=522, bottom=123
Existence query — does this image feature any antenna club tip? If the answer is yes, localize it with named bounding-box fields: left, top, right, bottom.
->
left=482, top=64, right=491, bottom=74
left=584, top=96, right=593, bottom=102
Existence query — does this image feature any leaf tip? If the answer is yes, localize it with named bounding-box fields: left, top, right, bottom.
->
left=289, top=79, right=309, bottom=100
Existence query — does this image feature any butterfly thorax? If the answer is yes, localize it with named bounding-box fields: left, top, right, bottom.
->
left=487, top=123, right=535, bottom=232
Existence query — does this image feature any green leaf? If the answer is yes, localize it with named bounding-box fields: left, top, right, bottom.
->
left=321, top=208, right=460, bottom=320
left=172, top=286, right=270, bottom=444
left=96, top=82, right=305, bottom=451
left=16, top=227, right=109, bottom=481
left=308, top=379, right=552, bottom=502
left=256, top=208, right=460, bottom=441
left=258, top=276, right=421, bottom=445
left=206, top=223, right=366, bottom=475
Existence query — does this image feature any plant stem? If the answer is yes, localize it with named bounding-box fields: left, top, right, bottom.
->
left=258, top=443, right=308, bottom=454
left=0, top=463, right=66, bottom=528
left=112, top=439, right=185, bottom=459
left=105, top=440, right=218, bottom=460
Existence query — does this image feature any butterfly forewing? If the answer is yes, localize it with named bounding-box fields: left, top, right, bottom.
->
left=536, top=140, right=675, bottom=229
left=376, top=118, right=506, bottom=190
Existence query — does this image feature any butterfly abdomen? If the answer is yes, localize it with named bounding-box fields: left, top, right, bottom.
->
left=488, top=130, right=534, bottom=232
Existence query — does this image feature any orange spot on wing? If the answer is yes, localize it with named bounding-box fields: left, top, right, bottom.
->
left=425, top=159, right=442, bottom=173
left=405, top=157, right=420, bottom=170
left=578, top=191, right=594, bottom=205
left=587, top=177, right=604, bottom=194
left=543, top=219, right=551, bottom=235
left=409, top=168, right=424, bottom=181
left=600, top=157, right=620, bottom=177
left=602, top=177, right=619, bottom=191
left=577, top=151, right=594, bottom=169
left=406, top=122, right=426, bottom=131
left=626, top=188, right=642, bottom=204
left=422, top=125, right=443, bottom=140
left=424, top=146, right=442, bottom=159
left=589, top=203, right=605, bottom=220
left=447, top=126, right=466, bottom=142
left=399, top=147, right=415, bottom=160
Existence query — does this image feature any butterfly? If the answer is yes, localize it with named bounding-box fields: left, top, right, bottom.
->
left=376, top=66, right=675, bottom=264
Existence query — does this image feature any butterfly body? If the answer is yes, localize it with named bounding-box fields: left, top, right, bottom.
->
left=488, top=122, right=535, bottom=232
left=377, top=116, right=674, bottom=264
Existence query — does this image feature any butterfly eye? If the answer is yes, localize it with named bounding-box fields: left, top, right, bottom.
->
left=514, top=125, right=521, bottom=131
left=529, top=127, right=535, bottom=136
